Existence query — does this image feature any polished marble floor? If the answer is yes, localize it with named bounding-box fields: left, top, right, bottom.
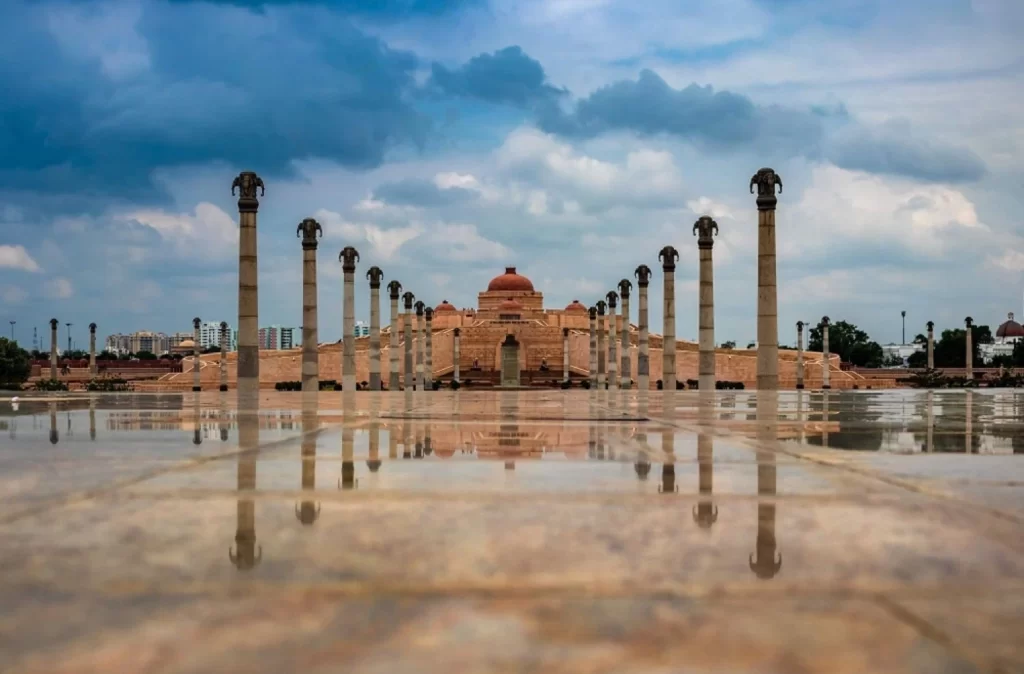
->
left=1, top=389, right=1022, bottom=673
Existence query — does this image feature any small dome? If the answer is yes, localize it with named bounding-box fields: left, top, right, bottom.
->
left=498, top=297, right=524, bottom=312
left=565, top=299, right=587, bottom=314
left=180, top=339, right=195, bottom=347
left=487, top=266, right=534, bottom=292
left=997, top=312, right=1024, bottom=339
left=435, top=300, right=456, bottom=313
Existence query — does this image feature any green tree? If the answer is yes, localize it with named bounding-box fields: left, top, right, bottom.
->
left=808, top=320, right=884, bottom=367
left=907, top=350, right=928, bottom=368
left=0, top=338, right=31, bottom=383
left=202, top=345, right=221, bottom=354
left=720, top=341, right=736, bottom=349
left=933, top=326, right=989, bottom=367
left=96, top=350, right=118, bottom=360
left=135, top=350, right=158, bottom=360
left=912, top=333, right=927, bottom=345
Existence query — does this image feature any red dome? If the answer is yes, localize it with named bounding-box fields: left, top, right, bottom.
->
left=997, top=313, right=1024, bottom=339
left=435, top=449, right=455, bottom=459
left=565, top=299, right=587, bottom=313
left=435, top=300, right=456, bottom=313
left=487, top=266, right=534, bottom=292
left=498, top=297, right=524, bottom=312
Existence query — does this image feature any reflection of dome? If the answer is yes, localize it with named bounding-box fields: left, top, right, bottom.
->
left=498, top=297, right=524, bottom=312
left=997, top=313, right=1024, bottom=340
left=488, top=266, right=534, bottom=292
left=436, top=449, right=455, bottom=459
left=565, top=300, right=587, bottom=314
left=435, top=300, right=456, bottom=313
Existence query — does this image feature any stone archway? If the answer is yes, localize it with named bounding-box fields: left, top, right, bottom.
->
left=500, top=334, right=521, bottom=387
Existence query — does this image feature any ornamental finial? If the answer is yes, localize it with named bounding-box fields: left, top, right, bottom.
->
left=658, top=245, right=680, bottom=271
left=414, top=300, right=425, bottom=316
left=596, top=300, right=607, bottom=316
left=634, top=264, right=652, bottom=286
left=402, top=291, right=415, bottom=310
left=617, top=278, right=632, bottom=298
left=693, top=216, right=719, bottom=248
left=339, top=246, right=360, bottom=273
left=366, top=266, right=384, bottom=288
left=749, top=167, right=782, bottom=210
left=296, top=218, right=322, bottom=249
left=231, top=171, right=265, bottom=213
left=388, top=280, right=402, bottom=299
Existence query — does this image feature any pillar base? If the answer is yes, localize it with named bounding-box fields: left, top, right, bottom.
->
left=219, top=385, right=228, bottom=392
left=796, top=384, right=804, bottom=390
left=822, top=385, right=831, bottom=390
left=192, top=386, right=202, bottom=392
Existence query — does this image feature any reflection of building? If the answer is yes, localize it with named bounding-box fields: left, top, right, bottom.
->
left=259, top=325, right=296, bottom=350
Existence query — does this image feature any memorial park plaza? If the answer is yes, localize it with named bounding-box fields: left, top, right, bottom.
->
left=1, top=171, right=1021, bottom=673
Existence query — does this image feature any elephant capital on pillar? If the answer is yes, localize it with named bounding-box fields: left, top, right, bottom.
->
left=50, top=318, right=58, bottom=330
left=693, top=216, right=719, bottom=248
left=927, top=320, right=934, bottom=331
left=658, top=246, right=679, bottom=272
left=820, top=316, right=830, bottom=328
left=596, top=300, right=607, bottom=316
left=424, top=307, right=433, bottom=322
left=965, top=316, right=973, bottom=328
left=231, top=171, right=265, bottom=213
left=749, top=167, right=782, bottom=210
left=634, top=264, right=652, bottom=287
left=193, top=316, right=201, bottom=330
left=402, top=291, right=415, bottom=310
left=296, top=218, right=323, bottom=250
left=414, top=300, right=425, bottom=317
left=588, top=306, right=597, bottom=320
left=388, top=280, right=403, bottom=300
left=796, top=320, right=804, bottom=332
left=605, top=291, right=618, bottom=310
left=454, top=328, right=461, bottom=337
left=617, top=278, right=632, bottom=299
left=339, top=246, right=360, bottom=273
left=366, top=266, right=384, bottom=289
left=89, top=322, right=97, bottom=334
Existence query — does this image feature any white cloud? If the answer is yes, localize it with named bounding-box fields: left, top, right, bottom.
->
left=45, top=1, right=151, bottom=80
left=117, top=202, right=237, bottom=259
left=0, top=285, right=28, bottom=304
left=44, top=278, right=74, bottom=300
left=432, top=223, right=510, bottom=261
left=686, top=197, right=733, bottom=220
left=0, top=245, right=41, bottom=272
left=988, top=250, right=1024, bottom=273
left=315, top=208, right=423, bottom=260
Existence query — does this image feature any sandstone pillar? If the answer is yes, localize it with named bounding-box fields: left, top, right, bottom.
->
left=588, top=307, right=598, bottom=387
left=750, top=168, right=783, bottom=391
left=339, top=247, right=360, bottom=393
left=618, top=279, right=632, bottom=388
left=454, top=328, right=461, bottom=383
left=424, top=307, right=434, bottom=389
left=658, top=246, right=680, bottom=391
left=964, top=317, right=974, bottom=381
left=605, top=291, right=618, bottom=391
left=694, top=216, right=719, bottom=392
left=88, top=323, right=97, bottom=376
left=926, top=320, right=935, bottom=370
left=414, top=301, right=425, bottom=390
left=367, top=266, right=384, bottom=391
left=192, top=317, right=202, bottom=392
left=49, top=318, right=58, bottom=380
left=634, top=265, right=651, bottom=390
left=219, top=321, right=229, bottom=391
left=795, top=321, right=805, bottom=389
left=402, top=292, right=415, bottom=390
left=297, top=217, right=322, bottom=394
left=820, top=316, right=831, bottom=390
left=596, top=300, right=607, bottom=389
left=387, top=281, right=402, bottom=390
left=231, top=171, right=265, bottom=406
left=562, top=327, right=570, bottom=384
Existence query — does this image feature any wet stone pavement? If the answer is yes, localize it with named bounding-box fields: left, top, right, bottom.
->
left=0, top=389, right=1022, bottom=674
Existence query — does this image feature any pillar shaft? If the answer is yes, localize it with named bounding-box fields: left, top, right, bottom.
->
left=927, top=327, right=934, bottom=370
left=620, top=296, right=630, bottom=388
left=237, top=209, right=259, bottom=405
left=795, top=325, right=804, bottom=389
left=663, top=269, right=676, bottom=391
left=607, top=302, right=618, bottom=390
left=342, top=270, right=356, bottom=393
left=425, top=317, right=433, bottom=388
left=698, top=246, right=715, bottom=392
left=88, top=330, right=96, bottom=376
left=50, top=323, right=58, bottom=380
left=589, top=313, right=597, bottom=386
left=756, top=207, right=778, bottom=390
left=638, top=285, right=649, bottom=390
left=454, top=331, right=461, bottom=382
left=302, top=247, right=319, bottom=393
left=389, top=297, right=400, bottom=390
left=416, top=315, right=425, bottom=390
left=597, top=311, right=607, bottom=388
left=369, top=287, right=381, bottom=390
left=965, top=325, right=973, bottom=379
left=822, top=326, right=831, bottom=389
left=562, top=329, right=570, bottom=383
left=404, top=311, right=414, bottom=390
left=220, top=325, right=229, bottom=391
left=193, top=323, right=201, bottom=391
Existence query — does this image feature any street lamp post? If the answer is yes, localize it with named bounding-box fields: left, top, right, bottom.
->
left=8, top=320, right=14, bottom=342
left=901, top=310, right=906, bottom=345
left=65, top=323, right=72, bottom=355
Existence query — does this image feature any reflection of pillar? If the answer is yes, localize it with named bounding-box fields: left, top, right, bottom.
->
left=49, top=318, right=58, bottom=381
left=192, top=391, right=202, bottom=446
left=388, top=281, right=402, bottom=390
left=820, top=316, right=831, bottom=390
left=367, top=266, right=383, bottom=391
left=232, top=171, right=264, bottom=407
left=796, top=389, right=805, bottom=444
left=219, top=321, right=229, bottom=392
left=388, top=420, right=398, bottom=460
left=694, top=393, right=717, bottom=527
left=618, top=279, right=632, bottom=388
left=298, top=217, right=322, bottom=394
left=219, top=392, right=229, bottom=442
left=606, top=291, right=618, bottom=391
left=296, top=402, right=320, bottom=525
left=562, top=328, right=570, bottom=383
left=368, top=411, right=381, bottom=474
left=634, top=388, right=650, bottom=479
left=750, top=167, right=782, bottom=391
left=795, top=321, right=805, bottom=390
left=414, top=301, right=425, bottom=390
left=822, top=390, right=831, bottom=447
left=425, top=307, right=434, bottom=389
left=660, top=406, right=676, bottom=494
left=414, top=421, right=424, bottom=460
left=597, top=300, right=607, bottom=388
left=49, top=403, right=58, bottom=445
left=340, top=395, right=356, bottom=489
left=230, top=410, right=262, bottom=571
left=402, top=417, right=411, bottom=459
left=751, top=392, right=781, bottom=579
left=402, top=292, right=414, bottom=390
left=588, top=307, right=598, bottom=387
left=926, top=321, right=935, bottom=370
left=340, top=247, right=360, bottom=393
left=965, top=390, right=974, bottom=454
left=635, top=265, right=651, bottom=390
left=88, top=323, right=97, bottom=376
left=694, top=216, right=718, bottom=392
left=454, top=328, right=462, bottom=384
left=925, top=390, right=934, bottom=453
left=192, top=317, right=202, bottom=392
left=659, top=246, right=679, bottom=391
left=964, top=317, right=974, bottom=381
left=89, top=397, right=96, bottom=441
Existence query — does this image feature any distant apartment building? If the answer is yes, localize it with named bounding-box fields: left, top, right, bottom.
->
left=198, top=321, right=235, bottom=351
left=353, top=320, right=370, bottom=338
left=258, top=325, right=297, bottom=350
left=105, top=331, right=171, bottom=355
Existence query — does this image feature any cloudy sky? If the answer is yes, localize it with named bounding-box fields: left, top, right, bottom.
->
left=2, top=0, right=1022, bottom=349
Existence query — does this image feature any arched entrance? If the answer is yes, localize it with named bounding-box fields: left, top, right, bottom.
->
left=500, top=334, right=521, bottom=387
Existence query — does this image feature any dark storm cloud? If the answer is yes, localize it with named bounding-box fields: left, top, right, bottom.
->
left=164, top=0, right=482, bottom=17
left=428, top=46, right=568, bottom=108
left=372, top=178, right=478, bottom=206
